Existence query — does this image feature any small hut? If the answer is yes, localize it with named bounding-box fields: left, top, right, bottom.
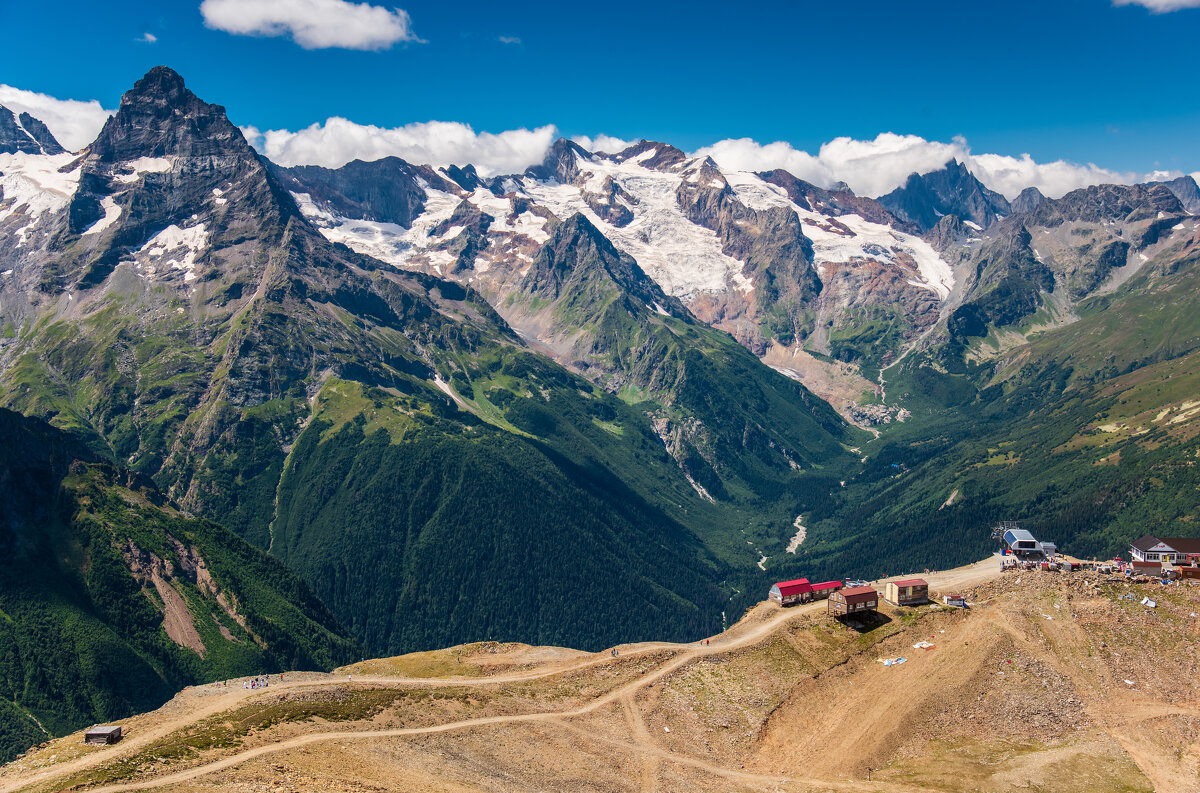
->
left=828, top=586, right=878, bottom=617
left=85, top=726, right=122, bottom=745
left=884, top=578, right=929, bottom=606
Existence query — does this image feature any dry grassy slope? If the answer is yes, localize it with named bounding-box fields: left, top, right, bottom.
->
left=4, top=557, right=1200, bottom=793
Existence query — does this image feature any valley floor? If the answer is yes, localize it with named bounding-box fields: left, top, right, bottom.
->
left=4, top=557, right=1198, bottom=793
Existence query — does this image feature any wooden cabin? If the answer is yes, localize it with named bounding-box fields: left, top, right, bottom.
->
left=828, top=585, right=878, bottom=617
left=884, top=578, right=929, bottom=606
left=85, top=726, right=122, bottom=745
left=809, top=581, right=843, bottom=600
left=769, top=578, right=812, bottom=606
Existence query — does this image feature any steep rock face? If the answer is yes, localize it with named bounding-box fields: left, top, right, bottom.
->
left=444, top=163, right=482, bottom=192
left=0, top=106, right=65, bottom=155
left=931, top=182, right=1192, bottom=351
left=582, top=174, right=637, bottom=227
left=609, top=139, right=688, bottom=171
left=948, top=224, right=1054, bottom=338
left=675, top=158, right=821, bottom=348
left=1010, top=186, right=1046, bottom=215
left=16, top=112, right=65, bottom=155
left=923, top=214, right=971, bottom=253
left=1029, top=182, right=1185, bottom=228
left=47, top=65, right=295, bottom=294
left=879, top=160, right=1012, bottom=232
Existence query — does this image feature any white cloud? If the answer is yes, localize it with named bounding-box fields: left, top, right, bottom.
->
left=0, top=84, right=113, bottom=152
left=137, top=32, right=157, bottom=43
left=1113, top=0, right=1200, bottom=12
left=696, top=132, right=1168, bottom=200
left=497, top=35, right=522, bottom=45
left=696, top=133, right=965, bottom=198
left=200, top=0, right=421, bottom=50
left=967, top=152, right=1145, bottom=200
left=571, top=134, right=635, bottom=154
left=245, top=117, right=558, bottom=176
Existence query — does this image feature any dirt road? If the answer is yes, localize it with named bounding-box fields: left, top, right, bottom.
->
left=2, top=555, right=1004, bottom=793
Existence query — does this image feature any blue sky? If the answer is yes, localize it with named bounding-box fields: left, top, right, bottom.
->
left=2, top=0, right=1198, bottom=193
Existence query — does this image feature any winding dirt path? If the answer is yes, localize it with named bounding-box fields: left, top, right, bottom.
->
left=3, top=556, right=1003, bottom=793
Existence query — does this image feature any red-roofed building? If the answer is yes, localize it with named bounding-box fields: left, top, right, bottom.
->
left=884, top=578, right=929, bottom=606
left=809, top=581, right=843, bottom=600
left=828, top=585, right=878, bottom=617
left=769, top=578, right=812, bottom=606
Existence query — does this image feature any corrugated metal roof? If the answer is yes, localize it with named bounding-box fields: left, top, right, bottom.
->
left=893, top=578, right=928, bottom=587
left=773, top=579, right=811, bottom=595
left=838, top=586, right=877, bottom=602
left=810, top=581, right=842, bottom=591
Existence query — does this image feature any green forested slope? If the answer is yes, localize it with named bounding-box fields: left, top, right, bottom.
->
left=0, top=408, right=359, bottom=763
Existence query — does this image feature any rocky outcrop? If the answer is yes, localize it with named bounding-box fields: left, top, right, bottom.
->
left=582, top=174, right=637, bottom=227
left=1027, top=182, right=1184, bottom=227
left=608, top=140, right=688, bottom=171
left=923, top=214, right=971, bottom=253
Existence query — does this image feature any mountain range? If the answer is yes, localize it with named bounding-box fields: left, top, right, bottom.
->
left=2, top=66, right=1199, bottom=761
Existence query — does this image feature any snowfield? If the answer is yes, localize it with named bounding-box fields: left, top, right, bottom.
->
left=290, top=143, right=956, bottom=305
left=0, top=152, right=81, bottom=241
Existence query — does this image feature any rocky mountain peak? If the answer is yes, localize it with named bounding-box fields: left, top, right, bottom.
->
left=1151, top=175, right=1200, bottom=214
left=879, top=159, right=1011, bottom=232
left=0, top=105, right=65, bottom=155
left=272, top=156, right=433, bottom=229
left=90, top=65, right=250, bottom=163
left=524, top=138, right=591, bottom=184
left=444, top=163, right=481, bottom=192
left=758, top=169, right=911, bottom=230
left=1011, top=186, right=1046, bottom=215
left=521, top=212, right=675, bottom=314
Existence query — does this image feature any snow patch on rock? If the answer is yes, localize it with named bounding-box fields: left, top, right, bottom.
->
left=113, top=157, right=173, bottom=184
left=82, top=196, right=122, bottom=236
left=140, top=223, right=208, bottom=281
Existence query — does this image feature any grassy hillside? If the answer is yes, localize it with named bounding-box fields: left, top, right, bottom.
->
left=0, top=408, right=359, bottom=763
